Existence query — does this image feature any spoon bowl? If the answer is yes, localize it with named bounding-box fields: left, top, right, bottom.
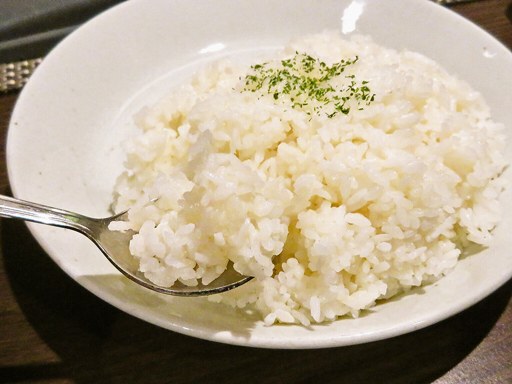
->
left=0, top=194, right=252, bottom=296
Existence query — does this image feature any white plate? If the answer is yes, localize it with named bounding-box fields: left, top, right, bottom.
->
left=7, top=0, right=512, bottom=349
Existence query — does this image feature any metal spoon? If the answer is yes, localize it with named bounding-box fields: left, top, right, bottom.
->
left=0, top=194, right=252, bottom=296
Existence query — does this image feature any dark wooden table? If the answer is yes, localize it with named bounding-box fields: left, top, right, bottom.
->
left=0, top=2, right=511, bottom=383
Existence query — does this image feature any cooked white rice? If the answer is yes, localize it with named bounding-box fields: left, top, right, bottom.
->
left=110, top=32, right=507, bottom=326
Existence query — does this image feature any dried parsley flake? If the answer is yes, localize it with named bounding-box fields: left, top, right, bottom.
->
left=241, top=52, right=375, bottom=118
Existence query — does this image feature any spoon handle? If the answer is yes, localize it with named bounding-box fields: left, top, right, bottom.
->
left=0, top=194, right=91, bottom=234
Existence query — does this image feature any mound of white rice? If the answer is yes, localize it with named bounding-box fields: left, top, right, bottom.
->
left=111, top=32, right=507, bottom=326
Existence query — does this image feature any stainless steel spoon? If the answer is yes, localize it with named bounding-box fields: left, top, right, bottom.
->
left=0, top=194, right=252, bottom=296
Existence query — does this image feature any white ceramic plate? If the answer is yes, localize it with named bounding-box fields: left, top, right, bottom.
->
left=7, top=0, right=512, bottom=349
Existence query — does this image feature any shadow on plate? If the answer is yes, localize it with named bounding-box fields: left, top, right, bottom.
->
left=76, top=273, right=259, bottom=339
left=1, top=217, right=511, bottom=384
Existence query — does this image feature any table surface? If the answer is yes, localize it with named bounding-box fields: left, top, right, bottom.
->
left=0, top=2, right=511, bottom=383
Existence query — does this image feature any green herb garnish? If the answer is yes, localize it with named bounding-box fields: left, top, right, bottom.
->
left=242, top=52, right=375, bottom=118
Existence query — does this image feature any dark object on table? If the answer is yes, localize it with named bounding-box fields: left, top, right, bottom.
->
left=0, top=0, right=125, bottom=63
